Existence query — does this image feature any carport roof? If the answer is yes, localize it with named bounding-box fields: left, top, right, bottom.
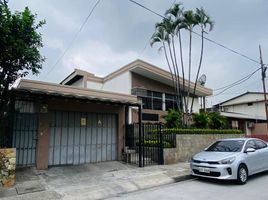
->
left=14, top=79, right=141, bottom=106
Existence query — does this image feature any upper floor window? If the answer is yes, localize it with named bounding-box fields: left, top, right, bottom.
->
left=140, top=90, right=163, bottom=110
left=165, top=93, right=178, bottom=111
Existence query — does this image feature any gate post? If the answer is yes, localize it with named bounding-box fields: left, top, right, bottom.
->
left=159, top=123, right=164, bottom=165
left=138, top=105, right=142, bottom=167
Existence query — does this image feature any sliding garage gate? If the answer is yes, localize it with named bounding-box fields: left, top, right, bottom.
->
left=12, top=100, right=38, bottom=166
left=49, top=111, right=117, bottom=166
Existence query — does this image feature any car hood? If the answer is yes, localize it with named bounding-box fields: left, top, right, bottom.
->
left=193, top=151, right=239, bottom=162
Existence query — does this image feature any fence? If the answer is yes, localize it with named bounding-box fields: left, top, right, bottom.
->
left=124, top=123, right=176, bottom=167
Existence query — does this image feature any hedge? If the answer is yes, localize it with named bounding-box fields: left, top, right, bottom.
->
left=161, top=128, right=243, bottom=135
left=137, top=139, right=173, bottom=148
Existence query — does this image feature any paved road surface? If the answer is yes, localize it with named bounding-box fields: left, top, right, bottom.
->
left=109, top=172, right=268, bottom=200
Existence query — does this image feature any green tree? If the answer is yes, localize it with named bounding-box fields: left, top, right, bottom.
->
left=0, top=0, right=45, bottom=116
left=164, top=109, right=182, bottom=128
left=209, top=112, right=227, bottom=129
left=151, top=3, right=214, bottom=126
left=192, top=111, right=210, bottom=128
left=190, top=7, right=214, bottom=113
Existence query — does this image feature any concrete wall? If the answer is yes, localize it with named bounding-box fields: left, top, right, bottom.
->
left=164, top=134, right=245, bottom=164
left=103, top=72, right=131, bottom=94
left=251, top=123, right=268, bottom=135
left=0, top=148, right=16, bottom=187
left=87, top=81, right=103, bottom=90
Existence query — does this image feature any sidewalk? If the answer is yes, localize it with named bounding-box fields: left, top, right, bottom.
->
left=0, top=162, right=191, bottom=200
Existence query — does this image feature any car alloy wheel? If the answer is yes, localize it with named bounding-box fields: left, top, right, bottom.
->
left=237, top=165, right=247, bottom=184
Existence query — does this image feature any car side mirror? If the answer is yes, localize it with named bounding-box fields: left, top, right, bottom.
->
left=245, top=148, right=256, bottom=153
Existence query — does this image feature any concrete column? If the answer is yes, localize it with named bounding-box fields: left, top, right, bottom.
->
left=117, top=106, right=125, bottom=160
left=36, top=112, right=50, bottom=169
left=162, top=93, right=166, bottom=111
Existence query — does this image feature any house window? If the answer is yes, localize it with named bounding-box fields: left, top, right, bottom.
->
left=140, top=90, right=163, bottom=110
left=248, top=102, right=253, bottom=106
left=165, top=93, right=178, bottom=111
left=142, top=113, right=159, bottom=121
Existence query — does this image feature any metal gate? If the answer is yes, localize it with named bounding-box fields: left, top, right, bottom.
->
left=125, top=123, right=176, bottom=167
left=49, top=111, right=117, bottom=166
left=12, top=100, right=38, bottom=166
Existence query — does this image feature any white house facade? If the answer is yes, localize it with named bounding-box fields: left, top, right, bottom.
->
left=61, top=59, right=213, bottom=123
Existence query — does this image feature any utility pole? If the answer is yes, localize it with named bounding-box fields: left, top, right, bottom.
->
left=259, top=45, right=268, bottom=129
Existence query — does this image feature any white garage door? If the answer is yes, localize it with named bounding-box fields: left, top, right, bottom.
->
left=49, top=111, right=117, bottom=166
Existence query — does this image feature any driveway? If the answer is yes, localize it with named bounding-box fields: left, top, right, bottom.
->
left=1, top=161, right=190, bottom=200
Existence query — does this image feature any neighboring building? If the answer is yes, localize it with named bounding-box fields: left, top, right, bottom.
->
left=61, top=59, right=213, bottom=123
left=214, top=92, right=267, bottom=134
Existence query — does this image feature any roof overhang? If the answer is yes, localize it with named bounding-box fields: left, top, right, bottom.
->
left=15, top=79, right=140, bottom=106
left=220, top=111, right=266, bottom=120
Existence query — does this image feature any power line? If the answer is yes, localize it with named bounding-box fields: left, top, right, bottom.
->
left=212, top=67, right=261, bottom=97
left=213, top=67, right=261, bottom=91
left=44, top=0, right=101, bottom=77
left=128, top=0, right=262, bottom=65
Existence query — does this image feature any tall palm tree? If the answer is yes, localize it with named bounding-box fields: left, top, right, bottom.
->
left=150, top=24, right=181, bottom=110
left=165, top=3, right=187, bottom=113
left=182, top=10, right=198, bottom=120
left=190, top=7, right=214, bottom=113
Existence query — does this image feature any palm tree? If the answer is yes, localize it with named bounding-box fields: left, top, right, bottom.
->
left=150, top=23, right=181, bottom=110
left=151, top=18, right=184, bottom=111
left=190, top=7, right=214, bottom=113
left=182, top=10, right=198, bottom=122
left=165, top=3, right=187, bottom=113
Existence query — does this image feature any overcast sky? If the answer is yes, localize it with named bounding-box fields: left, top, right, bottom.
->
left=9, top=0, right=268, bottom=106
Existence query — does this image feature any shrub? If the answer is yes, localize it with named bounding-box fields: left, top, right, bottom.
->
left=138, top=139, right=173, bottom=148
left=164, top=109, right=182, bottom=128
left=161, top=128, right=243, bottom=135
left=208, top=112, right=227, bottom=129
left=192, top=112, right=210, bottom=128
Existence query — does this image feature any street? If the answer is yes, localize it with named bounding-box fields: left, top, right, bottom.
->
left=109, top=171, right=268, bottom=200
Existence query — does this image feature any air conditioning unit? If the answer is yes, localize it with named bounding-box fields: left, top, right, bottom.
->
left=247, top=122, right=255, bottom=128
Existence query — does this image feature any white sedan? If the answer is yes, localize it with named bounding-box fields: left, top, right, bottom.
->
left=190, top=138, right=268, bottom=184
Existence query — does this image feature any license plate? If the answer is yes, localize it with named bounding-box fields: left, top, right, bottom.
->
left=199, top=167, right=210, bottom=173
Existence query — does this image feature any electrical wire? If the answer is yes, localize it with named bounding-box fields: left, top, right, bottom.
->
left=212, top=68, right=261, bottom=97
left=213, top=67, right=261, bottom=91
left=44, top=0, right=101, bottom=77
left=128, top=0, right=263, bottom=65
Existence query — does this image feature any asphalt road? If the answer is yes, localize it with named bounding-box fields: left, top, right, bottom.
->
left=109, top=172, right=268, bottom=200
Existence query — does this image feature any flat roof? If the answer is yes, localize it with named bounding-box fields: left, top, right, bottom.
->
left=60, top=59, right=213, bottom=96
left=15, top=79, right=141, bottom=106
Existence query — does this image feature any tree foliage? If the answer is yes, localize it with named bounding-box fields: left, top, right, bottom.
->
left=164, top=109, right=183, bottom=128
left=192, top=112, right=227, bottom=129
left=0, top=0, right=45, bottom=114
left=151, top=3, right=214, bottom=126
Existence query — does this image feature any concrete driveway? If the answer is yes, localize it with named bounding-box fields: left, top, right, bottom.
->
left=1, top=161, right=190, bottom=200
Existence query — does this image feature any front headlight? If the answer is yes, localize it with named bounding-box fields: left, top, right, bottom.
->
left=220, top=156, right=236, bottom=164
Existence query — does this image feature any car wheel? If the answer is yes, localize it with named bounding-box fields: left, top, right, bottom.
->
left=237, top=164, right=248, bottom=184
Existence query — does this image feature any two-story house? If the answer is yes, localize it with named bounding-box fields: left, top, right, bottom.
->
left=61, top=59, right=213, bottom=123
left=215, top=92, right=267, bottom=134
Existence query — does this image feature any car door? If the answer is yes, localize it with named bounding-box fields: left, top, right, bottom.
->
left=244, top=140, right=259, bottom=174
left=254, top=139, right=268, bottom=171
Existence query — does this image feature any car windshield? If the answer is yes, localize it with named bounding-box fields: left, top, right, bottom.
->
left=206, top=140, right=245, bottom=152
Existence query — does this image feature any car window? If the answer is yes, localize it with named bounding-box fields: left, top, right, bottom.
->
left=206, top=140, right=245, bottom=152
left=245, top=140, right=257, bottom=150
left=254, top=140, right=267, bottom=149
